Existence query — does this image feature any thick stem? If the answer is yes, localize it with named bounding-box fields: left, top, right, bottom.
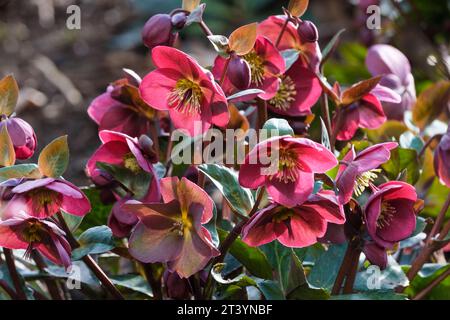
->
left=342, top=246, right=361, bottom=294
left=0, top=280, right=19, bottom=299
left=31, top=251, right=63, bottom=300
left=198, top=21, right=213, bottom=37
left=3, top=249, right=27, bottom=300
left=56, top=212, right=125, bottom=300
left=331, top=245, right=354, bottom=295
left=142, top=263, right=163, bottom=300
left=412, top=267, right=450, bottom=300
left=257, top=99, right=268, bottom=130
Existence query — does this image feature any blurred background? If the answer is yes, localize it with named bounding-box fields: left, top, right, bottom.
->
left=0, top=0, right=449, bottom=185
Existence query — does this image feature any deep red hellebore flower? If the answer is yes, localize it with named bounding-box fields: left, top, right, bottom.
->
left=139, top=46, right=229, bottom=136
left=123, top=177, right=219, bottom=278
left=142, top=13, right=178, bottom=50
left=0, top=211, right=71, bottom=268
left=212, top=35, right=286, bottom=100
left=239, top=136, right=337, bottom=207
left=257, top=15, right=322, bottom=72
left=434, top=130, right=450, bottom=188
left=364, top=181, right=417, bottom=249
left=86, top=130, right=160, bottom=202
left=0, top=116, right=37, bottom=160
left=242, top=190, right=345, bottom=247
left=336, top=142, right=398, bottom=204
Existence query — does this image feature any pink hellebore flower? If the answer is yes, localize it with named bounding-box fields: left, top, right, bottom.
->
left=239, top=136, right=337, bottom=208
left=434, top=130, right=450, bottom=188
left=123, top=177, right=219, bottom=278
left=242, top=190, right=345, bottom=248
left=365, top=181, right=417, bottom=249
left=139, top=46, right=229, bottom=136
left=212, top=35, right=286, bottom=100
left=0, top=211, right=71, bottom=268
left=257, top=15, right=322, bottom=72
left=336, top=142, right=398, bottom=204
left=366, top=44, right=416, bottom=120
left=86, top=130, right=160, bottom=202
left=0, top=116, right=37, bottom=160
left=266, top=59, right=322, bottom=116
left=2, top=177, right=91, bottom=219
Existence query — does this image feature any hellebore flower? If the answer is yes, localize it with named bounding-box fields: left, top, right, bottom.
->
left=0, top=211, right=71, bottom=268
left=123, top=177, right=219, bottom=278
left=1, top=177, right=91, bottom=219
left=364, top=181, right=417, bottom=249
left=239, top=136, right=337, bottom=207
left=434, top=130, right=450, bottom=187
left=266, top=59, right=322, bottom=116
left=142, top=14, right=178, bottom=50
left=86, top=130, right=160, bottom=202
left=212, top=35, right=286, bottom=100
left=0, top=116, right=37, bottom=159
left=257, top=16, right=322, bottom=72
left=242, top=190, right=345, bottom=247
left=88, top=78, right=156, bottom=138
left=366, top=44, right=416, bottom=120
left=140, top=46, right=229, bottom=136
left=336, top=142, right=398, bottom=204
left=163, top=270, right=191, bottom=299
left=108, top=197, right=138, bottom=238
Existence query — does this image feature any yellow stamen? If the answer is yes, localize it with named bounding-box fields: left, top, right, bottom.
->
left=377, top=201, right=396, bottom=228
left=354, top=169, right=381, bottom=197
left=269, top=148, right=303, bottom=183
left=269, top=76, right=297, bottom=111
left=123, top=153, right=141, bottom=174
left=272, top=209, right=294, bottom=223
left=167, top=78, right=203, bottom=114
left=243, top=51, right=265, bottom=86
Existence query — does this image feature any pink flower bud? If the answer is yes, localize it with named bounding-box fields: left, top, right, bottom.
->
left=171, top=12, right=188, bottom=30
left=142, top=14, right=177, bottom=49
left=297, top=20, right=319, bottom=43
left=0, top=117, right=37, bottom=160
left=227, top=55, right=251, bottom=90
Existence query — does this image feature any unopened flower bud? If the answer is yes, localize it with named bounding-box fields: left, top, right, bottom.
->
left=0, top=117, right=37, bottom=160
left=297, top=20, right=319, bottom=43
left=142, top=14, right=177, bottom=49
left=227, top=55, right=251, bottom=90
left=138, top=134, right=157, bottom=162
left=171, top=12, right=188, bottom=30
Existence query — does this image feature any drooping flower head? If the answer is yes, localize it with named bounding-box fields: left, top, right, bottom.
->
left=123, top=177, right=219, bottom=278
left=266, top=59, right=322, bottom=116
left=242, top=190, right=345, bottom=248
left=86, top=130, right=160, bottom=202
left=336, top=142, right=398, bottom=204
left=140, top=46, right=229, bottom=136
left=257, top=15, right=322, bottom=72
left=213, top=35, right=286, bottom=101
left=1, top=177, right=91, bottom=219
left=88, top=77, right=156, bottom=138
left=0, top=116, right=37, bottom=160
left=0, top=211, right=71, bottom=268
left=239, top=136, right=337, bottom=207
left=434, top=130, right=450, bottom=187
left=366, top=44, right=416, bottom=120
left=364, top=181, right=417, bottom=249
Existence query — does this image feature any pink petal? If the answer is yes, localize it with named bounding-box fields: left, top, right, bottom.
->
left=139, top=68, right=180, bottom=111
left=266, top=171, right=314, bottom=207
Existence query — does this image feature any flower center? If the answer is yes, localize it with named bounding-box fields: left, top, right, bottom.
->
left=377, top=200, right=396, bottom=228
left=272, top=209, right=294, bottom=223
left=22, top=220, right=46, bottom=243
left=243, top=51, right=265, bottom=86
left=28, top=188, right=62, bottom=215
left=269, top=76, right=297, bottom=111
left=123, top=153, right=141, bottom=174
left=354, top=169, right=381, bottom=197
left=172, top=215, right=193, bottom=236
left=167, top=78, right=203, bottom=114
left=269, top=148, right=302, bottom=183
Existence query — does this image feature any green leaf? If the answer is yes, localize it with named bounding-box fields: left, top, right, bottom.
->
left=211, top=263, right=256, bottom=286
left=355, top=257, right=409, bottom=291
left=38, top=135, right=69, bottom=178
left=0, top=74, right=19, bottom=116
left=320, top=29, right=346, bottom=70
left=185, top=3, right=206, bottom=26
left=399, top=131, right=424, bottom=154
left=71, top=226, right=115, bottom=260
left=227, top=89, right=264, bottom=102
left=199, top=164, right=254, bottom=216
left=404, top=264, right=450, bottom=299
left=0, top=164, right=41, bottom=182
left=207, top=35, right=229, bottom=56
left=320, top=117, right=331, bottom=151
left=330, top=291, right=408, bottom=300
left=308, top=243, right=347, bottom=290
left=204, top=202, right=219, bottom=247
left=96, top=162, right=151, bottom=200
left=255, top=280, right=285, bottom=300
left=262, top=118, right=294, bottom=139
left=281, top=49, right=300, bottom=70
left=381, top=147, right=420, bottom=185
left=78, top=187, right=113, bottom=233
left=110, top=274, right=153, bottom=297
left=0, top=125, right=15, bottom=167
left=217, top=229, right=272, bottom=279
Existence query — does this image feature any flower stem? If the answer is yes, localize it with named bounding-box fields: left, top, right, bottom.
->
left=55, top=212, right=125, bottom=300
left=142, top=263, right=163, bottom=300
left=0, top=279, right=19, bottom=299
left=342, top=246, right=361, bottom=294
left=219, top=57, right=231, bottom=86
left=198, top=21, right=213, bottom=37
left=31, top=251, right=63, bottom=300
left=320, top=93, right=333, bottom=152
left=407, top=192, right=450, bottom=281
left=257, top=99, right=268, bottom=129
left=418, top=134, right=442, bottom=158
left=275, top=18, right=289, bottom=48
left=3, top=248, right=27, bottom=300
left=331, top=244, right=354, bottom=295
left=412, top=266, right=450, bottom=300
